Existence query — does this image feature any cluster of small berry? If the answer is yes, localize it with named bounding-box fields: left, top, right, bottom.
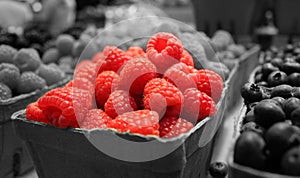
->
left=26, top=32, right=224, bottom=139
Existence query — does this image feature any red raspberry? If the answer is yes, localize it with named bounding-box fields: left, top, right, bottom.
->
left=92, top=52, right=104, bottom=63
left=65, top=81, right=73, bottom=88
left=146, top=32, right=183, bottom=73
left=118, top=57, right=157, bottom=96
left=126, top=46, right=146, bottom=58
left=144, top=78, right=183, bottom=110
left=95, top=71, right=119, bottom=108
left=189, top=69, right=223, bottom=102
left=26, top=102, right=50, bottom=124
left=98, top=46, right=131, bottom=74
left=159, top=117, right=194, bottom=138
left=38, top=87, right=92, bottom=128
left=74, top=60, right=97, bottom=82
left=108, top=110, right=159, bottom=136
left=104, top=90, right=137, bottom=119
left=182, top=88, right=217, bottom=123
left=180, top=49, right=194, bottom=67
left=164, top=104, right=182, bottom=118
left=80, top=109, right=112, bottom=129
left=164, top=62, right=197, bottom=92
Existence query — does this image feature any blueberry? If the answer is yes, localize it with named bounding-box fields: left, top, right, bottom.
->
left=262, top=63, right=279, bottom=79
left=283, top=97, right=300, bottom=118
left=255, top=73, right=264, bottom=83
left=272, top=96, right=286, bottom=107
left=281, top=146, right=300, bottom=176
left=288, top=73, right=300, bottom=87
left=209, top=162, right=228, bottom=178
left=268, top=71, right=288, bottom=87
left=295, top=55, right=300, bottom=63
left=241, top=83, right=265, bottom=103
left=270, top=84, right=293, bottom=98
left=270, top=57, right=284, bottom=68
left=234, top=131, right=267, bottom=170
left=293, top=47, right=300, bottom=55
left=241, top=121, right=265, bottom=135
left=284, top=57, right=296, bottom=63
left=281, top=62, right=300, bottom=75
left=291, top=108, right=300, bottom=127
left=256, top=81, right=269, bottom=87
left=244, top=109, right=256, bottom=124
left=292, top=87, right=300, bottom=99
left=254, top=99, right=286, bottom=129
left=265, top=122, right=300, bottom=159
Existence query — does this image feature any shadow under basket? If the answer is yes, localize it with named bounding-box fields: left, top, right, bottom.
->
left=11, top=84, right=228, bottom=178
left=0, top=76, right=71, bottom=178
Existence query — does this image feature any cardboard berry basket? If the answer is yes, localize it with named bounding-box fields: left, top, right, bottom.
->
left=0, top=76, right=71, bottom=178
left=227, top=66, right=300, bottom=178
left=11, top=83, right=229, bottom=178
left=224, top=45, right=260, bottom=113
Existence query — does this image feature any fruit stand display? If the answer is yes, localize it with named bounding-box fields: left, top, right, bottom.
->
left=0, top=1, right=265, bottom=178
left=229, top=43, right=300, bottom=177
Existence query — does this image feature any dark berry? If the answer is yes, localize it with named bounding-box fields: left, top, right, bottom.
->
left=295, top=55, right=300, bottom=63
left=281, top=62, right=300, bottom=75
left=281, top=146, right=300, bottom=176
left=270, top=84, right=293, bottom=98
left=283, top=97, right=300, bottom=119
left=272, top=96, right=286, bottom=107
left=241, top=121, right=265, bottom=135
left=265, top=122, right=300, bottom=159
left=288, top=73, right=300, bottom=87
left=284, top=57, right=295, bottom=63
left=254, top=99, right=286, bottom=129
left=209, top=162, right=228, bottom=178
left=293, top=47, right=300, bottom=55
left=262, top=63, right=279, bottom=79
left=244, top=109, right=256, bottom=124
left=268, top=71, right=288, bottom=87
left=241, top=83, right=265, bottom=103
left=15, top=37, right=30, bottom=49
left=256, top=81, right=269, bottom=87
left=255, top=73, right=264, bottom=83
left=291, top=108, right=300, bottom=127
left=234, top=131, right=267, bottom=170
left=270, top=57, right=284, bottom=68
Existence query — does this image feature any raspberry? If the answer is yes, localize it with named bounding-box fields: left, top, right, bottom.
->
left=118, top=57, right=157, bottom=96
left=0, top=63, right=20, bottom=89
left=13, top=48, right=41, bottom=72
left=125, top=46, right=146, bottom=58
left=0, top=82, right=12, bottom=100
left=104, top=90, right=137, bottom=119
left=38, top=87, right=92, bottom=128
left=146, top=32, right=183, bottom=73
left=95, top=71, right=120, bottom=108
left=65, top=81, right=73, bottom=88
left=92, top=52, right=104, bottom=63
left=26, top=102, right=50, bottom=124
left=42, top=48, right=60, bottom=64
left=180, top=49, right=194, bottom=67
left=16, top=72, right=46, bottom=94
left=159, top=117, right=194, bottom=138
left=74, top=60, right=97, bottom=83
left=144, top=78, right=183, bottom=109
left=98, top=46, right=131, bottom=73
left=0, top=45, right=17, bottom=63
left=55, top=34, right=75, bottom=56
left=80, top=109, right=112, bottom=129
left=36, top=64, right=66, bottom=86
left=182, top=88, right=217, bottom=123
left=164, top=62, right=196, bottom=92
left=189, top=69, right=224, bottom=102
left=108, top=110, right=159, bottom=136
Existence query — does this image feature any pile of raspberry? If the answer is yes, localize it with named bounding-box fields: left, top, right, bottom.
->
left=26, top=32, right=224, bottom=138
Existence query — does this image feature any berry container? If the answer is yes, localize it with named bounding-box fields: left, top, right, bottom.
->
left=0, top=76, right=71, bottom=178
left=11, top=83, right=229, bottom=178
left=227, top=65, right=300, bottom=178
left=224, top=45, right=260, bottom=113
